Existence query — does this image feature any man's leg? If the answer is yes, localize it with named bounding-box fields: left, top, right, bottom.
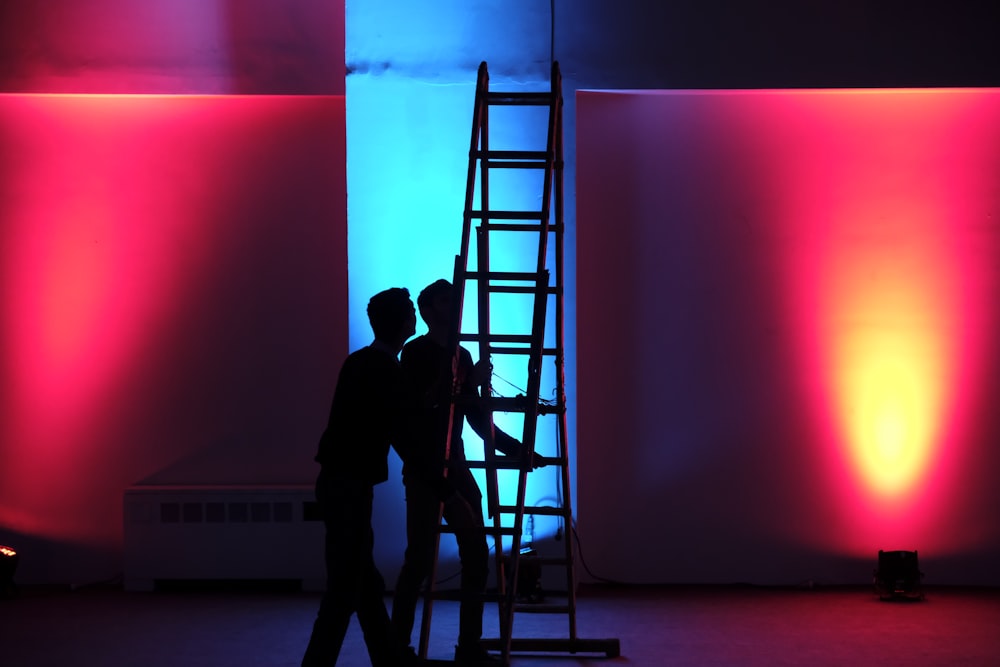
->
left=302, top=473, right=364, bottom=666
left=356, top=521, right=405, bottom=667
left=441, top=488, right=489, bottom=652
left=392, top=481, right=440, bottom=650
left=301, top=585, right=352, bottom=666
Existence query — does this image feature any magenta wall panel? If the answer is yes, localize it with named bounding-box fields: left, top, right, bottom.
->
left=0, top=94, right=346, bottom=582
left=577, top=89, right=1000, bottom=584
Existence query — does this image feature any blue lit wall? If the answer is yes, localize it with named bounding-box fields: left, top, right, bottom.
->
left=346, top=2, right=566, bottom=571
left=345, top=0, right=555, bottom=344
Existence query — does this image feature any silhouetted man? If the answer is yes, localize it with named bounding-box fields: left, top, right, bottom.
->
left=391, top=279, right=542, bottom=666
left=302, top=287, right=422, bottom=667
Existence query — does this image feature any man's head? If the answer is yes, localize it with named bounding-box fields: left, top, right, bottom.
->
left=417, top=279, right=453, bottom=331
left=367, top=287, right=416, bottom=344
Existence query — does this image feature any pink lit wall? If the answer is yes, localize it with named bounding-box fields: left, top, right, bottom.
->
left=577, top=90, right=1000, bottom=585
left=0, top=1, right=345, bottom=585
left=0, top=94, right=346, bottom=584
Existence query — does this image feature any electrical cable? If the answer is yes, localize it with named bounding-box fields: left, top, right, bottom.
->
left=550, top=0, right=556, bottom=67
left=570, top=519, right=632, bottom=586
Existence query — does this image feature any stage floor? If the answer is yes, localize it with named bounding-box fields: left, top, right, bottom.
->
left=2, top=583, right=999, bottom=666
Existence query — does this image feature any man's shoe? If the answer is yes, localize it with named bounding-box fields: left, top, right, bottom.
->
left=401, top=645, right=424, bottom=665
left=454, top=642, right=500, bottom=665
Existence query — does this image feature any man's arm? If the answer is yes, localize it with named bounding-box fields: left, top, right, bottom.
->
left=459, top=352, right=544, bottom=466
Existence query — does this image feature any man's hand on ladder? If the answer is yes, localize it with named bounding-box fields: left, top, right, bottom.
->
left=470, top=358, right=493, bottom=387
left=527, top=451, right=546, bottom=469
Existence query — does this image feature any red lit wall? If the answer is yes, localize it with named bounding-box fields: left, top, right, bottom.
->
left=0, top=94, right=346, bottom=583
left=577, top=90, right=1000, bottom=585
left=0, top=1, right=345, bottom=585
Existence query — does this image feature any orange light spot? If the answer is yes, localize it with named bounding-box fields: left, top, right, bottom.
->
left=823, top=205, right=953, bottom=505
left=838, top=344, right=939, bottom=499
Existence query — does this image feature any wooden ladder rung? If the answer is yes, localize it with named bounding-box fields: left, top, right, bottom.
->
left=468, top=210, right=545, bottom=220
left=497, top=505, right=570, bottom=517
left=485, top=91, right=553, bottom=106
left=512, top=602, right=571, bottom=614
left=460, top=269, right=546, bottom=282
left=477, top=222, right=564, bottom=233
left=473, top=149, right=550, bottom=163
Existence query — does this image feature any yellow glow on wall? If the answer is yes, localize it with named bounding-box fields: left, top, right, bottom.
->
left=823, top=203, right=954, bottom=504
left=835, top=333, right=941, bottom=499
left=776, top=88, right=1000, bottom=554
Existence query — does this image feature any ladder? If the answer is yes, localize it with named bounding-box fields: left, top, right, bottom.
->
left=418, top=60, right=620, bottom=666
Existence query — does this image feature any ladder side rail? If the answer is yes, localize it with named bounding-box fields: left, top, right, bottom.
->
left=417, top=486, right=446, bottom=658
left=498, top=62, right=563, bottom=663
left=498, top=272, right=551, bottom=663
left=420, top=60, right=488, bottom=661
left=459, top=61, right=489, bottom=272
left=462, top=60, right=497, bottom=547
left=474, top=229, right=502, bottom=524
left=475, top=223, right=513, bottom=658
left=518, top=66, right=558, bottom=505
left=520, top=271, right=550, bottom=460
left=549, top=60, right=578, bottom=642
left=520, top=75, right=558, bottom=462
left=476, top=102, right=502, bottom=527
left=556, top=393, right=578, bottom=640
left=418, top=261, right=470, bottom=659
left=534, top=66, right=560, bottom=275
left=496, top=68, right=561, bottom=652
left=551, top=229, right=578, bottom=643
left=519, top=64, right=559, bottom=467
left=477, top=84, right=507, bottom=558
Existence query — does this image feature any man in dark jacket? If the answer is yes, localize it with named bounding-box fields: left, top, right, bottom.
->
left=302, top=287, right=430, bottom=667
left=391, top=279, right=542, bottom=665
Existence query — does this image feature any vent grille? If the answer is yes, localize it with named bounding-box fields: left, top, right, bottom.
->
left=155, top=500, right=299, bottom=524
left=123, top=484, right=324, bottom=592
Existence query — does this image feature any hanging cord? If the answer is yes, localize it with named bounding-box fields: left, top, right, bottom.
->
left=488, top=368, right=557, bottom=408
left=550, top=0, right=556, bottom=67
left=489, top=369, right=522, bottom=397
left=571, top=518, right=629, bottom=585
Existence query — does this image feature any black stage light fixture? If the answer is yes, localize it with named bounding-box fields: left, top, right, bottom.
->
left=874, top=549, right=924, bottom=601
left=501, top=547, right=544, bottom=603
left=0, top=545, right=18, bottom=598
left=516, top=546, right=544, bottom=603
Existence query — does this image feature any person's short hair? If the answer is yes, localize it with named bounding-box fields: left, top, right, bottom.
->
left=367, top=287, right=412, bottom=341
left=417, top=279, right=452, bottom=322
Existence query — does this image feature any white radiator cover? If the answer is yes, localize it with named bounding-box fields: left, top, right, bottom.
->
left=123, top=484, right=325, bottom=592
